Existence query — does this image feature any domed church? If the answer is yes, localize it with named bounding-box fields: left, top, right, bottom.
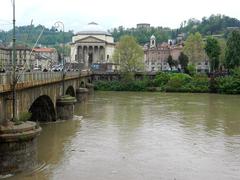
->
left=71, top=22, right=115, bottom=68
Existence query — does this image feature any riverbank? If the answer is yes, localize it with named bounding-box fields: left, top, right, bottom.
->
left=93, top=69, right=240, bottom=94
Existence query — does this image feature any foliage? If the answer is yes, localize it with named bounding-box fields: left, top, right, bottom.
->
left=53, top=44, right=71, bottom=56
left=231, top=67, right=240, bottom=78
left=113, top=35, right=144, bottom=73
left=216, top=76, right=240, bottom=94
left=94, top=71, right=239, bottom=94
left=94, top=79, right=148, bottom=91
left=186, top=64, right=196, bottom=76
left=0, top=24, right=73, bottom=46
left=153, top=72, right=170, bottom=87
left=179, top=14, right=240, bottom=36
left=165, top=73, right=192, bottom=92
left=163, top=73, right=209, bottom=93
left=187, top=74, right=209, bottom=92
left=183, top=32, right=205, bottom=65
left=110, top=26, right=172, bottom=45
left=225, top=30, right=240, bottom=69
left=218, top=39, right=227, bottom=68
left=178, top=52, right=189, bottom=72
left=205, top=37, right=221, bottom=72
left=111, top=15, right=240, bottom=45
left=121, top=72, right=135, bottom=82
left=167, top=55, right=174, bottom=70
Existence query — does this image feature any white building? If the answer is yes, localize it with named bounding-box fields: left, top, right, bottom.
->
left=71, top=22, right=115, bottom=69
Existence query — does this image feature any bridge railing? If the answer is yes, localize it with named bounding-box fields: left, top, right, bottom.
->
left=0, top=71, right=89, bottom=85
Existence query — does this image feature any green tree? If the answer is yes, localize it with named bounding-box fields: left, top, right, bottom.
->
left=181, top=14, right=240, bottom=35
left=167, top=55, right=174, bottom=70
left=178, top=52, right=189, bottom=72
left=225, top=30, right=240, bottom=69
left=113, top=35, right=144, bottom=80
left=218, top=39, right=226, bottom=69
left=183, top=32, right=205, bottom=65
left=205, top=37, right=221, bottom=72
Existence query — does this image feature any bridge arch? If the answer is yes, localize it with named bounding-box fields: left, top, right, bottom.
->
left=66, top=86, right=75, bottom=97
left=29, top=95, right=56, bottom=122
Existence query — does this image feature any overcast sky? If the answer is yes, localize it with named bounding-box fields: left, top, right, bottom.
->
left=0, top=0, right=240, bottom=32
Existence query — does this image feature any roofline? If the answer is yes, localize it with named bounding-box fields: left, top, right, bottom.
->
left=74, top=32, right=112, bottom=36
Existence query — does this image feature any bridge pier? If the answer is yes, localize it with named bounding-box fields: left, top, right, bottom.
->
left=76, top=88, right=89, bottom=102
left=86, top=83, right=94, bottom=94
left=56, top=96, right=77, bottom=120
left=0, top=121, right=41, bottom=175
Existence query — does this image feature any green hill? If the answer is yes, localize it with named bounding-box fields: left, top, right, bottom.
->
left=0, top=24, right=73, bottom=46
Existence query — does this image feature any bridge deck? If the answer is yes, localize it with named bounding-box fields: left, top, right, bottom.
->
left=0, top=71, right=91, bottom=93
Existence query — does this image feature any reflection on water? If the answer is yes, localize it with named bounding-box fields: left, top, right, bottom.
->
left=7, top=92, right=240, bottom=180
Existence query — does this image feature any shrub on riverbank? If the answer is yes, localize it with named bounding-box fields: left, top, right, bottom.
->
left=94, top=79, right=148, bottom=91
left=153, top=72, right=170, bottom=87
left=216, top=68, right=240, bottom=94
left=94, top=69, right=240, bottom=94
left=165, top=73, right=192, bottom=92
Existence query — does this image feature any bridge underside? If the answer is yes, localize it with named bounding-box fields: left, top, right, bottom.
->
left=29, top=95, right=56, bottom=122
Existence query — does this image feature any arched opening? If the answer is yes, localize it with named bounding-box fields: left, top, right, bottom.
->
left=29, top=95, right=56, bottom=122
left=66, top=86, right=75, bottom=97
left=88, top=78, right=92, bottom=83
left=80, top=81, right=85, bottom=88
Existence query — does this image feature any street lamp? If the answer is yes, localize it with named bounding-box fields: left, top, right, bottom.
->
left=54, top=21, right=65, bottom=96
left=12, top=0, right=17, bottom=121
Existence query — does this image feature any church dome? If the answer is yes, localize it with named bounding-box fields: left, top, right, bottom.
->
left=77, top=22, right=111, bottom=36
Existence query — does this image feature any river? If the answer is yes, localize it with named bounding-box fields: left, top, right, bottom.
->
left=7, top=92, right=240, bottom=180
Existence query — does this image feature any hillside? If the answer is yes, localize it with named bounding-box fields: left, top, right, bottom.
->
left=110, top=14, right=240, bottom=44
left=179, top=14, right=240, bottom=36
left=0, top=24, right=73, bottom=46
left=1, top=14, right=240, bottom=47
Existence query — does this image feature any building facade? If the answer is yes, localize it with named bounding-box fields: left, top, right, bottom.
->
left=71, top=22, right=115, bottom=69
left=0, top=45, right=33, bottom=71
left=137, top=23, right=151, bottom=29
left=33, top=47, right=58, bottom=70
left=0, top=46, right=10, bottom=71
left=0, top=45, right=59, bottom=71
left=144, top=35, right=183, bottom=71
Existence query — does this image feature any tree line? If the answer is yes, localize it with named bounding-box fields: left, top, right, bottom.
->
left=0, top=24, right=73, bottom=46
left=110, top=14, right=240, bottom=45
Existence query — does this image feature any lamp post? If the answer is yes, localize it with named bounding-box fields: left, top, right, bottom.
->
left=12, top=0, right=17, bottom=121
left=54, top=21, right=65, bottom=96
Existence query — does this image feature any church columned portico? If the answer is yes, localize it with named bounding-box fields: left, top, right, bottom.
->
left=71, top=22, right=115, bottom=69
left=75, top=45, right=105, bottom=67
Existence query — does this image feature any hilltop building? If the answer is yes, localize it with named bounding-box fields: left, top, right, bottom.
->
left=70, top=22, right=115, bottom=69
left=137, top=23, right=151, bottom=29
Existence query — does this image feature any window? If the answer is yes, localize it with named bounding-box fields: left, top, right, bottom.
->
left=151, top=40, right=154, bottom=45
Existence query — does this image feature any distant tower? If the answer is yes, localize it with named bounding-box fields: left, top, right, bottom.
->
left=150, top=35, right=156, bottom=48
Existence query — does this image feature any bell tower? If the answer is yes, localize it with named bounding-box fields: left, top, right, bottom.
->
left=150, top=35, right=156, bottom=48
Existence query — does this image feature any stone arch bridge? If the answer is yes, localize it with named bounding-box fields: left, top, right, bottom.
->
left=0, top=71, right=92, bottom=124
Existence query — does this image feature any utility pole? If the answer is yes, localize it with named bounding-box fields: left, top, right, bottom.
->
left=12, top=0, right=17, bottom=121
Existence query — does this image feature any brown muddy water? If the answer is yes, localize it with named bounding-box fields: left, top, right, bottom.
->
left=5, top=92, right=240, bottom=180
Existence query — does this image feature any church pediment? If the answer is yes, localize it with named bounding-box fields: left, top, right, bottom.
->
left=75, top=36, right=106, bottom=43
